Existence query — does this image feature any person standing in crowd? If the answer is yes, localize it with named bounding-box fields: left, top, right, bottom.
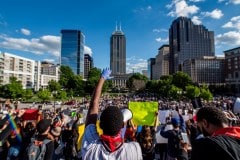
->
left=50, top=126, right=63, bottom=160
left=191, top=106, right=240, bottom=160
left=81, top=68, right=142, bottom=160
left=0, top=110, right=25, bottom=160
left=124, top=119, right=137, bottom=142
left=160, top=117, right=188, bottom=160
left=137, top=112, right=159, bottom=160
left=31, top=119, right=54, bottom=160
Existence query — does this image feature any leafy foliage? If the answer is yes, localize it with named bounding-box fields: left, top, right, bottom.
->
left=126, top=73, right=148, bottom=91
left=185, top=85, right=200, bottom=99
left=1, top=77, right=23, bottom=99
left=172, top=71, right=193, bottom=90
left=23, top=89, right=34, bottom=100
left=37, top=89, right=51, bottom=102
left=47, top=80, right=61, bottom=92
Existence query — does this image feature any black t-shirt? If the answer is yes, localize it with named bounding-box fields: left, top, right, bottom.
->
left=191, top=135, right=240, bottom=160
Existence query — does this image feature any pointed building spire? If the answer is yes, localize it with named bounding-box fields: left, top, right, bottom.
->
left=119, top=22, right=122, bottom=31
left=115, top=21, right=118, bottom=31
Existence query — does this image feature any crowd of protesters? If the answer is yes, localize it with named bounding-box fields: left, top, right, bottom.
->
left=1, top=69, right=240, bottom=160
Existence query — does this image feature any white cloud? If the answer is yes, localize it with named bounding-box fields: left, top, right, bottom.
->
left=153, top=28, right=168, bottom=33
left=155, top=37, right=169, bottom=43
left=126, top=56, right=147, bottom=73
left=222, top=15, right=240, bottom=30
left=20, top=28, right=31, bottom=36
left=192, top=16, right=202, bottom=24
left=218, top=0, right=240, bottom=4
left=215, top=31, right=240, bottom=46
left=83, top=45, right=93, bottom=56
left=147, top=6, right=152, bottom=10
left=42, top=59, right=55, bottom=63
left=189, top=0, right=205, bottom=2
left=0, top=34, right=60, bottom=56
left=167, top=0, right=199, bottom=17
left=202, top=9, right=224, bottom=19
left=230, top=0, right=240, bottom=4
left=133, top=5, right=152, bottom=13
left=231, top=16, right=240, bottom=21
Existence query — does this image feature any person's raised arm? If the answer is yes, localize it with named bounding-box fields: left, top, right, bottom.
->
left=85, top=68, right=112, bottom=127
left=153, top=111, right=159, bottom=132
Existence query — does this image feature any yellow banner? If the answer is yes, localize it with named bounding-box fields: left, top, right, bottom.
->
left=76, top=120, right=103, bottom=151
left=129, top=101, right=158, bottom=126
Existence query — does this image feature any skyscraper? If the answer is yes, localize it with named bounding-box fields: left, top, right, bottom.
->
left=84, top=54, right=94, bottom=79
left=60, top=30, right=85, bottom=76
left=110, top=25, right=126, bottom=74
left=169, top=17, right=215, bottom=74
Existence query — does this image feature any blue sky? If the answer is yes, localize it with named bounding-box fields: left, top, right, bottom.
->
left=0, top=0, right=240, bottom=73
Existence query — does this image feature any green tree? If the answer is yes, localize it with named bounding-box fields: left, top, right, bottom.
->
left=59, top=65, right=74, bottom=89
left=200, top=88, right=213, bottom=101
left=85, top=68, right=101, bottom=94
left=126, top=73, right=148, bottom=91
left=158, top=75, right=173, bottom=97
left=47, top=80, right=61, bottom=92
left=2, top=77, right=23, bottom=99
left=71, top=75, right=85, bottom=96
left=169, top=85, right=182, bottom=100
left=37, top=89, right=51, bottom=102
left=185, top=85, right=200, bottom=99
left=23, top=89, right=34, bottom=100
left=55, top=90, right=67, bottom=100
left=146, top=80, right=159, bottom=93
left=172, top=71, right=193, bottom=90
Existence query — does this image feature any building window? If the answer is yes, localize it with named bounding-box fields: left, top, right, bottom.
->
left=235, top=72, right=239, bottom=78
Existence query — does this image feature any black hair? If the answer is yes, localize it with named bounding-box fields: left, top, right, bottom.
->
left=100, top=106, right=123, bottom=136
left=196, top=107, right=228, bottom=127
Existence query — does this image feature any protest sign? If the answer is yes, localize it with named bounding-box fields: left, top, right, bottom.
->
left=129, top=101, right=158, bottom=126
left=22, top=109, right=38, bottom=120
left=158, top=110, right=170, bottom=124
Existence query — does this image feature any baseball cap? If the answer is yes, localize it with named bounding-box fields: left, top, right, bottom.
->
left=37, top=119, right=52, bottom=134
left=171, top=117, right=180, bottom=126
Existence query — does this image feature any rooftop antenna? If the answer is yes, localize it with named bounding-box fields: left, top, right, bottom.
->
left=119, top=22, right=122, bottom=31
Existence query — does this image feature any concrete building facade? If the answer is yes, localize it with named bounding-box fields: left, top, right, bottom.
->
left=183, top=56, right=225, bottom=85
left=169, top=17, right=215, bottom=74
left=224, top=46, right=240, bottom=93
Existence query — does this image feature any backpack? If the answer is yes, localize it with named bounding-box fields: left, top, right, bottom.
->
left=172, top=130, right=184, bottom=156
left=27, top=138, right=51, bottom=160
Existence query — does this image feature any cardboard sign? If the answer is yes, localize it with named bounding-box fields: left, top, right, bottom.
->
left=129, top=102, right=158, bottom=126
left=158, top=110, right=170, bottom=124
left=22, top=109, right=39, bottom=120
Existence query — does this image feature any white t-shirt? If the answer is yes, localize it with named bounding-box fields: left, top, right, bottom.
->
left=81, top=124, right=143, bottom=160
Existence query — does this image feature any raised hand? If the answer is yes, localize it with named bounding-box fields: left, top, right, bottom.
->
left=101, top=68, right=113, bottom=80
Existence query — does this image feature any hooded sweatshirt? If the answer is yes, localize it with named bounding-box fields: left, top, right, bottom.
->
left=191, top=126, right=240, bottom=160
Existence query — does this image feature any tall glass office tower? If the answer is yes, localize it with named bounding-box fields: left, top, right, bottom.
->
left=169, top=17, right=215, bottom=74
left=60, top=30, right=85, bottom=76
left=110, top=26, right=126, bottom=74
